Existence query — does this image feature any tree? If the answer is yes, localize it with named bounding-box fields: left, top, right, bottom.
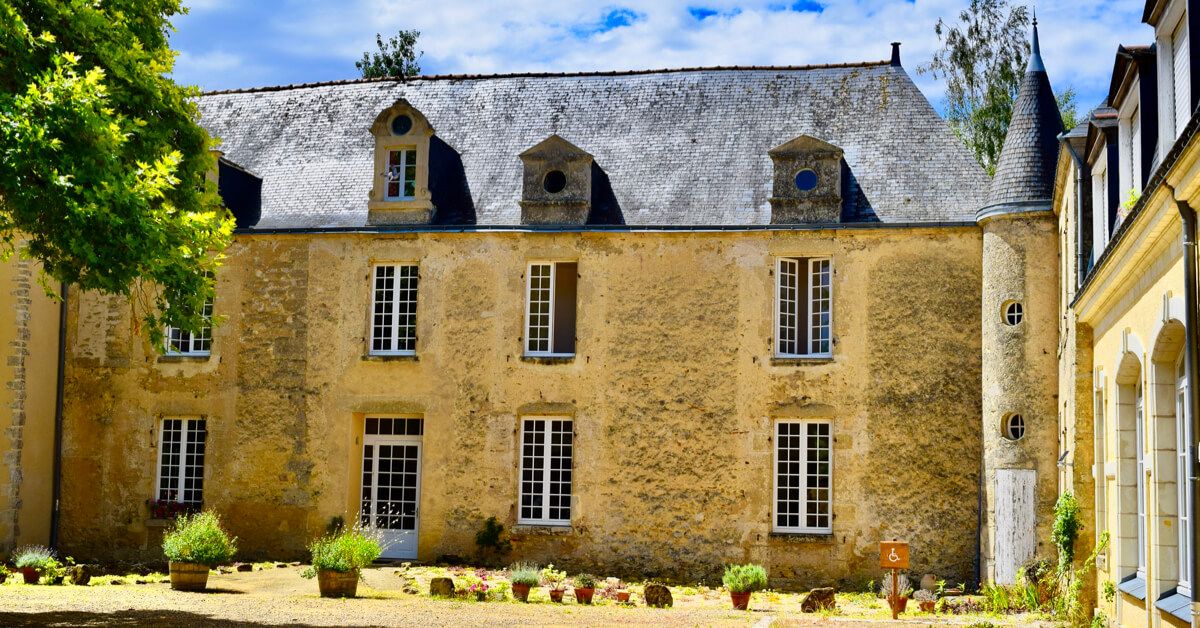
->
left=356, top=30, right=423, bottom=79
left=919, top=0, right=1032, bottom=176
left=0, top=0, right=234, bottom=345
left=1057, top=86, right=1079, bottom=131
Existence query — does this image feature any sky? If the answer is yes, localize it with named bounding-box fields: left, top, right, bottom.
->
left=170, top=0, right=1150, bottom=113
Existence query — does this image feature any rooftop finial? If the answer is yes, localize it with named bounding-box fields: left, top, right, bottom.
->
left=890, top=42, right=901, bottom=67
left=1029, top=10, right=1045, bottom=73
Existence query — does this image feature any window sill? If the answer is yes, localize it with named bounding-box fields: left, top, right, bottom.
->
left=770, top=356, right=833, bottom=366
left=511, top=524, right=574, bottom=535
left=520, top=355, right=575, bottom=364
left=1118, top=574, right=1147, bottom=601
left=362, top=354, right=418, bottom=362
left=157, top=354, right=212, bottom=363
left=768, top=531, right=835, bottom=542
left=1154, top=589, right=1192, bottom=623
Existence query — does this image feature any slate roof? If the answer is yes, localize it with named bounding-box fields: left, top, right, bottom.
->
left=981, top=22, right=1064, bottom=217
left=197, top=62, right=988, bottom=230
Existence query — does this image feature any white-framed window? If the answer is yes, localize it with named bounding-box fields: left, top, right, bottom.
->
left=524, top=261, right=577, bottom=357
left=1177, top=356, right=1193, bottom=595
left=1091, top=159, right=1110, bottom=257
left=370, top=264, right=418, bottom=355
left=1173, top=13, right=1191, bottom=139
left=156, top=417, right=207, bottom=506
left=518, top=417, right=573, bottom=526
left=165, top=299, right=213, bottom=356
left=1136, top=381, right=1147, bottom=578
left=384, top=149, right=418, bottom=200
left=773, top=419, right=832, bottom=534
left=775, top=257, right=832, bottom=358
left=1094, top=386, right=1108, bottom=555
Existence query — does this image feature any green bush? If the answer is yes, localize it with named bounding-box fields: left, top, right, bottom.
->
left=574, top=573, right=598, bottom=588
left=162, top=510, right=238, bottom=567
left=301, top=525, right=382, bottom=576
left=509, top=563, right=540, bottom=587
left=722, top=564, right=768, bottom=593
left=12, top=545, right=56, bottom=570
left=1052, top=491, right=1082, bottom=575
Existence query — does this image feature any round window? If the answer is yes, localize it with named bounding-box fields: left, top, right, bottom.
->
left=1003, top=301, right=1024, bottom=326
left=1004, top=414, right=1026, bottom=441
left=794, top=169, right=818, bottom=191
left=391, top=114, right=413, bottom=136
left=543, top=170, right=567, bottom=194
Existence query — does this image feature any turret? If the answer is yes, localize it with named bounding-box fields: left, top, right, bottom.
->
left=978, top=18, right=1063, bottom=585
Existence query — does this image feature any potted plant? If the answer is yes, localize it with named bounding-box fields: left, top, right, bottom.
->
left=541, top=564, right=568, bottom=603
left=459, top=570, right=491, bottom=601
left=162, top=510, right=238, bottom=592
left=509, top=563, right=539, bottom=602
left=602, top=577, right=631, bottom=603
left=722, top=563, right=768, bottom=610
left=573, top=573, right=597, bottom=604
left=13, top=546, right=56, bottom=584
left=300, top=524, right=382, bottom=598
left=881, top=573, right=911, bottom=614
left=914, top=588, right=936, bottom=612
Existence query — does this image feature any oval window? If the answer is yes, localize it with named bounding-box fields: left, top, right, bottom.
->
left=1003, top=301, right=1024, bottom=326
left=1004, top=414, right=1026, bottom=441
left=543, top=170, right=567, bottom=194
left=391, top=114, right=413, bottom=136
left=794, top=169, right=818, bottom=191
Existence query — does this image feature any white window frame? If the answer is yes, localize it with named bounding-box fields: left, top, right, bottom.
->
left=774, top=257, right=833, bottom=358
left=369, top=263, right=419, bottom=356
left=154, top=417, right=207, bottom=506
left=1177, top=355, right=1193, bottom=595
left=1157, top=1, right=1191, bottom=144
left=164, top=299, right=213, bottom=356
left=524, top=261, right=574, bottom=358
left=1091, top=157, right=1110, bottom=258
left=1094, top=383, right=1108, bottom=558
left=772, top=419, right=833, bottom=534
left=384, top=148, right=417, bottom=201
left=1136, top=381, right=1147, bottom=579
left=517, top=417, right=574, bottom=527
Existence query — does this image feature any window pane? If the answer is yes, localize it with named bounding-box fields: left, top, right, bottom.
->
left=809, top=259, right=831, bottom=355
left=526, top=265, right=553, bottom=354
left=775, top=421, right=831, bottom=532
left=777, top=259, right=799, bottom=356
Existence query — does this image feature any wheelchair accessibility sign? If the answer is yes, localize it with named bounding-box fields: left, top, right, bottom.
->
left=879, top=541, right=909, bottom=569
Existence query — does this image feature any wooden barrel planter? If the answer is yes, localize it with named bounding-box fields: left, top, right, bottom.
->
left=317, top=569, right=359, bottom=598
left=169, top=562, right=210, bottom=591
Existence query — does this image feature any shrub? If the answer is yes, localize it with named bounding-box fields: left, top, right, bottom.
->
left=879, top=573, right=910, bottom=599
left=162, top=511, right=238, bottom=567
left=1052, top=491, right=1082, bottom=575
left=12, top=545, right=56, bottom=570
left=913, top=588, right=936, bottom=602
left=722, top=564, right=768, bottom=593
left=574, top=573, right=598, bottom=589
left=474, top=517, right=511, bottom=555
left=301, top=524, right=382, bottom=577
left=509, top=563, right=540, bottom=587
left=540, top=564, right=568, bottom=590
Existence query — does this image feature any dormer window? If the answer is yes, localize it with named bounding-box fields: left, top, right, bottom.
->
left=1152, top=0, right=1191, bottom=143
left=768, top=135, right=843, bottom=224
left=369, top=100, right=434, bottom=224
left=519, top=135, right=593, bottom=225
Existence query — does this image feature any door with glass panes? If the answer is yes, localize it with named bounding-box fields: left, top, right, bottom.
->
left=361, top=417, right=423, bottom=559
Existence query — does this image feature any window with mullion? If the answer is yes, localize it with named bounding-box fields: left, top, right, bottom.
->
left=524, top=262, right=577, bottom=356
left=773, top=420, right=832, bottom=534
left=157, top=418, right=207, bottom=506
left=165, top=299, right=213, bottom=356
left=385, top=149, right=418, bottom=200
left=519, top=418, right=573, bottom=526
left=775, top=257, right=832, bottom=357
left=370, top=264, right=418, bottom=355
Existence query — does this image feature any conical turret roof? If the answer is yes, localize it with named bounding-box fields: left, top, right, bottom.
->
left=978, top=19, right=1064, bottom=222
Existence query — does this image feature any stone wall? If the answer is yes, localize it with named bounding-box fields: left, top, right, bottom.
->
left=59, top=227, right=983, bottom=588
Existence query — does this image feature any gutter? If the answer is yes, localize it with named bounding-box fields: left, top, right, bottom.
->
left=1166, top=188, right=1200, bottom=607
left=1061, top=137, right=1088, bottom=287
left=48, top=284, right=66, bottom=549
left=232, top=220, right=980, bottom=236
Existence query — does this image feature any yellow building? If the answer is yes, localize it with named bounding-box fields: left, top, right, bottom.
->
left=1056, top=0, right=1199, bottom=625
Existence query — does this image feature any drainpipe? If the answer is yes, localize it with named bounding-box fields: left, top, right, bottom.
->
left=1166, top=187, right=1200, bottom=606
left=1062, top=138, right=1088, bottom=287
left=48, top=283, right=66, bottom=549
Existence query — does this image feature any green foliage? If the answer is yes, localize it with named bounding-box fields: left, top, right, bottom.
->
left=12, top=545, right=55, bottom=570
left=474, top=516, right=511, bottom=555
left=540, top=563, right=567, bottom=589
left=162, top=510, right=237, bottom=567
left=1102, top=579, right=1115, bottom=603
left=301, top=524, right=382, bottom=576
left=1052, top=491, right=1082, bottom=575
left=1058, top=86, right=1080, bottom=130
left=919, top=0, right=1037, bottom=176
left=721, top=563, right=768, bottom=593
left=573, top=572, right=597, bottom=588
left=508, top=562, right=540, bottom=587
left=356, top=30, right=422, bottom=78
left=0, top=0, right=234, bottom=344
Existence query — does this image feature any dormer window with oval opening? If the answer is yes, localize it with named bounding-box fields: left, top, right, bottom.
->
left=769, top=135, right=843, bottom=224
left=369, top=100, right=434, bottom=225
left=519, top=135, right=592, bottom=225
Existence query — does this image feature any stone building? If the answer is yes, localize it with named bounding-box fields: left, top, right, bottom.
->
left=0, top=31, right=1122, bottom=593
left=1054, top=0, right=1200, bottom=625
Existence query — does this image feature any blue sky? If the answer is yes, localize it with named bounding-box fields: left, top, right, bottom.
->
left=171, top=0, right=1148, bottom=112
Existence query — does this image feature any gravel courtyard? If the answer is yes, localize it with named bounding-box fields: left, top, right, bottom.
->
left=0, top=565, right=1050, bottom=627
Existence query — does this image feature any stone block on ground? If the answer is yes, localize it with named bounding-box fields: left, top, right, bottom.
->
left=801, top=587, right=837, bottom=612
left=643, top=583, right=672, bottom=608
left=429, top=577, right=455, bottom=597
left=236, top=563, right=253, bottom=572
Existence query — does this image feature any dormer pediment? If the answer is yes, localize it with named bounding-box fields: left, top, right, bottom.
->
left=519, top=134, right=593, bottom=225
left=768, top=134, right=844, bottom=224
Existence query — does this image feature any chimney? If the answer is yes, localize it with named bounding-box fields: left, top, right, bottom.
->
left=890, top=42, right=902, bottom=67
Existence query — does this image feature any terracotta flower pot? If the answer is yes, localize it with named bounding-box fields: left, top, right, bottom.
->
left=20, top=567, right=41, bottom=584
left=549, top=588, right=565, bottom=603
left=316, top=569, right=359, bottom=598
left=574, top=587, right=595, bottom=604
left=919, top=600, right=935, bottom=613
left=512, top=583, right=532, bottom=602
left=888, top=595, right=908, bottom=614
left=169, top=562, right=210, bottom=592
left=730, top=591, right=752, bottom=610
left=615, top=590, right=631, bottom=603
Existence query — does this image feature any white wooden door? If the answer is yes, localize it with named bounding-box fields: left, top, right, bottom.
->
left=361, top=418, right=422, bottom=560
left=994, top=469, right=1036, bottom=584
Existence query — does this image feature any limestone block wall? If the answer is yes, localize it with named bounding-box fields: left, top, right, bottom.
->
left=58, top=227, right=983, bottom=587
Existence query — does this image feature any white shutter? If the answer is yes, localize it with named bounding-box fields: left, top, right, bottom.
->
left=1131, top=106, right=1142, bottom=188
left=1175, top=16, right=1191, bottom=137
